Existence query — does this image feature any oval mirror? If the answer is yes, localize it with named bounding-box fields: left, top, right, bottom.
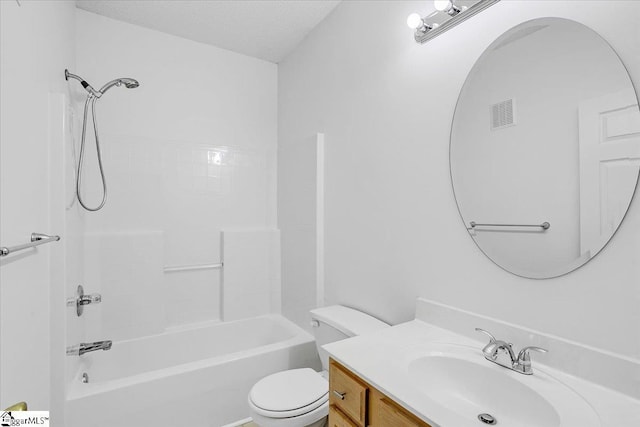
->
left=450, top=18, right=640, bottom=279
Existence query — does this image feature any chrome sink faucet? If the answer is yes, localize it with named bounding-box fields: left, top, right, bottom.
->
left=475, top=328, right=547, bottom=375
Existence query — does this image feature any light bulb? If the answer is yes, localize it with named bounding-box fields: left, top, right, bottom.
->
left=434, top=0, right=452, bottom=12
left=434, top=0, right=462, bottom=15
left=406, top=13, right=423, bottom=30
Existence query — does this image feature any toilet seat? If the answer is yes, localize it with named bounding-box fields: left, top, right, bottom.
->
left=249, top=368, right=328, bottom=419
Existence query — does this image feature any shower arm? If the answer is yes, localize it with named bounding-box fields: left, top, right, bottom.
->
left=65, top=69, right=102, bottom=98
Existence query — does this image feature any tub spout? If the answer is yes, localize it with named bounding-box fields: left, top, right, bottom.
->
left=67, top=340, right=112, bottom=356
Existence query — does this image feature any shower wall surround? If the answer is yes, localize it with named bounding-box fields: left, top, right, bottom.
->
left=75, top=10, right=278, bottom=334
left=279, top=134, right=325, bottom=329
left=279, top=0, right=640, bottom=368
left=0, top=0, right=77, bottom=416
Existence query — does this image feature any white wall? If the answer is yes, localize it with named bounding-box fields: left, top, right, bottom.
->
left=279, top=134, right=324, bottom=328
left=278, top=0, right=640, bottom=364
left=0, top=0, right=76, bottom=419
left=75, top=10, right=278, bottom=339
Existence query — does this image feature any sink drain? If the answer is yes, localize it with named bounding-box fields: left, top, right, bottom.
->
left=478, top=413, right=497, bottom=425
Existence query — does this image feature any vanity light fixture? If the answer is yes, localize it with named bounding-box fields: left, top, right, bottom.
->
left=408, top=0, right=500, bottom=44
left=434, top=0, right=462, bottom=16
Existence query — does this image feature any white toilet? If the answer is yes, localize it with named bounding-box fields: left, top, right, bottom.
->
left=248, top=305, right=390, bottom=427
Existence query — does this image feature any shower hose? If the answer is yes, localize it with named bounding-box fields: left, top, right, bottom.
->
left=76, top=95, right=107, bottom=211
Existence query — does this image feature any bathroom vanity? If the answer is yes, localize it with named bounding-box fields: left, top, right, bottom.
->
left=324, top=298, right=640, bottom=427
left=329, top=358, right=430, bottom=427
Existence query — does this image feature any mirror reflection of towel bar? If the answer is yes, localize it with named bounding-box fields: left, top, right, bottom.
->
left=163, top=263, right=223, bottom=273
left=469, top=221, right=550, bottom=230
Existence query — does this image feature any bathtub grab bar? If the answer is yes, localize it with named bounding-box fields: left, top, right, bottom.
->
left=0, top=232, right=61, bottom=257
left=163, top=263, right=223, bottom=273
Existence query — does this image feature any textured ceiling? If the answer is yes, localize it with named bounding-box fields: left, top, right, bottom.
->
left=76, top=0, right=341, bottom=63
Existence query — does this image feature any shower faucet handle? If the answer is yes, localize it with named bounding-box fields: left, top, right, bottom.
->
left=67, top=285, right=101, bottom=317
left=79, top=293, right=102, bottom=305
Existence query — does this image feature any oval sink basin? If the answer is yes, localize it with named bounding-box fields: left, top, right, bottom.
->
left=406, top=345, right=600, bottom=427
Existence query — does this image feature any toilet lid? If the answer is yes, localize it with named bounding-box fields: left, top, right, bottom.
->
left=249, top=368, right=328, bottom=416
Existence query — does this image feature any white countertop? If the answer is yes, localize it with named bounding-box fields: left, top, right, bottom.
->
left=323, top=319, right=640, bottom=427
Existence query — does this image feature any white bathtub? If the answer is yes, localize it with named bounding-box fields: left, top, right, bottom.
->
left=66, top=315, right=319, bottom=427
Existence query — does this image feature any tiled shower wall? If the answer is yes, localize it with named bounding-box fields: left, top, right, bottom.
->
left=74, top=9, right=278, bottom=338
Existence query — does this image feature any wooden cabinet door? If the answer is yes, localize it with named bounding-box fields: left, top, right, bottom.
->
left=369, top=389, right=431, bottom=427
left=329, top=360, right=368, bottom=426
left=329, top=406, right=359, bottom=427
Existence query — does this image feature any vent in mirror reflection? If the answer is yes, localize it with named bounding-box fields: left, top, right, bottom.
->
left=491, top=99, right=515, bottom=130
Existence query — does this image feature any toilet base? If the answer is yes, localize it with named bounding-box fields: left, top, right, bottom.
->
left=307, top=419, right=327, bottom=427
left=250, top=413, right=327, bottom=427
left=253, top=417, right=329, bottom=427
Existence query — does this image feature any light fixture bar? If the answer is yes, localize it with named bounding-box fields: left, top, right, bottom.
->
left=414, top=0, right=500, bottom=44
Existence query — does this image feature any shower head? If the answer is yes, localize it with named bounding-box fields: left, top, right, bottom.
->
left=122, top=79, right=140, bottom=89
left=65, top=70, right=140, bottom=97
left=99, top=78, right=140, bottom=94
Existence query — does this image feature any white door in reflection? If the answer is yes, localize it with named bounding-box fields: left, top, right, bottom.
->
left=579, top=88, right=640, bottom=257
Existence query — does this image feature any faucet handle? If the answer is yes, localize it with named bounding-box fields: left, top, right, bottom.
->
left=475, top=328, right=497, bottom=343
left=68, top=285, right=101, bottom=317
left=515, top=346, right=547, bottom=374
left=517, top=346, right=547, bottom=362
left=80, top=293, right=102, bottom=305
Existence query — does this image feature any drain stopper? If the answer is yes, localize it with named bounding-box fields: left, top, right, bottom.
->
left=478, top=413, right=497, bottom=425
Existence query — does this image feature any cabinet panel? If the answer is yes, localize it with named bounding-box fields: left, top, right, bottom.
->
left=370, top=388, right=429, bottom=427
left=329, top=406, right=359, bottom=427
left=329, top=360, right=368, bottom=426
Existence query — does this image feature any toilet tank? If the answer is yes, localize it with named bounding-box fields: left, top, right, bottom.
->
left=310, top=305, right=390, bottom=370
